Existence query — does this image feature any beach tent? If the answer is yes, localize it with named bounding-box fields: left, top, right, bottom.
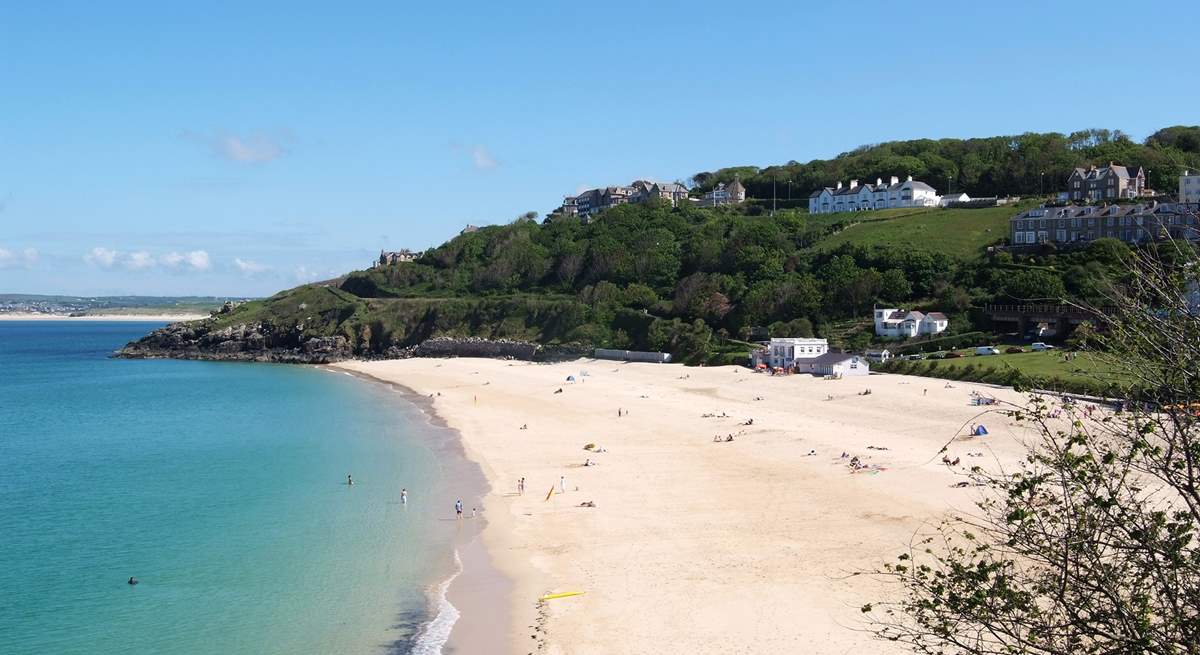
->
left=566, top=375, right=576, bottom=382
left=974, top=425, right=989, bottom=436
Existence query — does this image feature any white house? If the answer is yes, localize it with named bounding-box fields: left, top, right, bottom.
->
left=1181, top=170, right=1200, bottom=204
left=802, top=352, right=870, bottom=377
left=874, top=308, right=949, bottom=338
left=763, top=337, right=828, bottom=369
left=808, top=175, right=941, bottom=214
left=939, top=191, right=971, bottom=207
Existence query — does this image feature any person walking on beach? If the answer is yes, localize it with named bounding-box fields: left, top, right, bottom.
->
left=401, top=488, right=408, bottom=504
left=455, top=499, right=463, bottom=518
left=559, top=475, right=566, bottom=494
left=518, top=478, right=525, bottom=495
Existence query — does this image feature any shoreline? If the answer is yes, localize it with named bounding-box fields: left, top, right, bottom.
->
left=331, top=367, right=517, bottom=655
left=334, top=357, right=1036, bottom=653
left=0, top=312, right=206, bottom=322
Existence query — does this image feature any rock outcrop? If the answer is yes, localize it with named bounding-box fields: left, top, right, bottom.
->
left=115, top=320, right=352, bottom=363
left=117, top=322, right=590, bottom=364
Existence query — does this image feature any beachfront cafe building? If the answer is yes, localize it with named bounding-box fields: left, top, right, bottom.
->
left=751, top=337, right=829, bottom=371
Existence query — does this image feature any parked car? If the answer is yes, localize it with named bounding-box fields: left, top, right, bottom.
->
left=1005, top=346, right=1025, bottom=354
left=1031, top=342, right=1055, bottom=351
left=974, top=346, right=1001, bottom=356
left=943, top=352, right=962, bottom=359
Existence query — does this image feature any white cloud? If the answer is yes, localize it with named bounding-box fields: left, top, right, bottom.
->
left=184, top=130, right=289, bottom=164
left=85, top=247, right=210, bottom=272
left=217, top=134, right=285, bottom=163
left=471, top=145, right=497, bottom=170
left=0, top=247, right=39, bottom=269
left=184, top=250, right=211, bottom=271
left=125, top=251, right=157, bottom=270
left=294, top=265, right=322, bottom=282
left=234, top=257, right=270, bottom=275
left=84, top=247, right=119, bottom=268
left=451, top=142, right=499, bottom=170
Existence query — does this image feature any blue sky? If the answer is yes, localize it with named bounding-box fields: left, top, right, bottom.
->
left=2, top=1, right=1197, bottom=296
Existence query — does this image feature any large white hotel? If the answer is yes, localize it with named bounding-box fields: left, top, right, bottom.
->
left=808, top=175, right=942, bottom=214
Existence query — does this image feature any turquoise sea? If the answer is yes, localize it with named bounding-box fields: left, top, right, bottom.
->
left=0, top=321, right=480, bottom=654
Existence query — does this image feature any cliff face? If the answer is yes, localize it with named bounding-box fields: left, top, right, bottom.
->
left=116, top=319, right=588, bottom=364
left=115, top=280, right=598, bottom=364
left=115, top=319, right=354, bottom=363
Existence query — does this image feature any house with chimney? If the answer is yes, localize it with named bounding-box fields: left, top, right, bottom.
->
left=559, top=180, right=692, bottom=221
left=1009, top=202, right=1199, bottom=246
left=699, top=177, right=746, bottom=207
left=1065, top=163, right=1146, bottom=201
left=377, top=249, right=421, bottom=266
left=808, top=175, right=941, bottom=214
left=873, top=308, right=949, bottom=338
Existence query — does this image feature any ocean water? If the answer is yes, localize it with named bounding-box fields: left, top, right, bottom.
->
left=0, top=321, right=479, bottom=655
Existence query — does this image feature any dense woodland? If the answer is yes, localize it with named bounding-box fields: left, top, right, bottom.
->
left=210, top=125, right=1200, bottom=363
left=335, top=200, right=1165, bottom=360
left=693, top=125, right=1200, bottom=202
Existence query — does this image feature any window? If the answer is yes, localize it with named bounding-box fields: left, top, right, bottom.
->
left=1056, top=229, right=1067, bottom=241
left=1013, top=232, right=1024, bottom=244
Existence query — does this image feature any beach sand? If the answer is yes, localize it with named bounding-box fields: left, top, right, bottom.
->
left=0, top=313, right=206, bottom=321
left=334, top=358, right=1034, bottom=654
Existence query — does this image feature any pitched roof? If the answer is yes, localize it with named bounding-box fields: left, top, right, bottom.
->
left=807, top=352, right=861, bottom=366
left=926, top=312, right=948, bottom=320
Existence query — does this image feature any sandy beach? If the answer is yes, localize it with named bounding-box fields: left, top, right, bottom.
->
left=334, top=357, right=1035, bottom=654
left=0, top=313, right=205, bottom=321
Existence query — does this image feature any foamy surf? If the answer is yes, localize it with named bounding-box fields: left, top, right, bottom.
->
left=409, top=549, right=463, bottom=654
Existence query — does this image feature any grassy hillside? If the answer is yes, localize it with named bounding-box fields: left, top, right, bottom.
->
left=878, top=349, right=1128, bottom=396
left=813, top=202, right=1037, bottom=260
left=176, top=193, right=1144, bottom=363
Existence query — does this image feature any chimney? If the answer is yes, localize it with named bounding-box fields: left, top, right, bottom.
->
left=876, top=177, right=883, bottom=186
left=890, top=176, right=899, bottom=185
left=849, top=179, right=859, bottom=189
left=906, top=175, right=913, bottom=182
left=836, top=181, right=843, bottom=190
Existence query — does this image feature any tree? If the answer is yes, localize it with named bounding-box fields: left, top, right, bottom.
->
left=880, top=268, right=913, bottom=302
left=1002, top=269, right=1066, bottom=302
left=864, top=246, right=1200, bottom=654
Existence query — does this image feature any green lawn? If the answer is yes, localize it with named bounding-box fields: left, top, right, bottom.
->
left=912, top=350, right=1128, bottom=387
left=812, top=201, right=1039, bottom=259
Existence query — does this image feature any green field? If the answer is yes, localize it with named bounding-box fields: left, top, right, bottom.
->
left=812, top=201, right=1038, bottom=259
left=881, top=349, right=1130, bottom=394
left=936, top=350, right=1120, bottom=382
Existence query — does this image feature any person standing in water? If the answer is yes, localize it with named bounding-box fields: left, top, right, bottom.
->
left=455, top=499, right=463, bottom=518
left=347, top=474, right=354, bottom=486
left=401, top=488, right=408, bottom=504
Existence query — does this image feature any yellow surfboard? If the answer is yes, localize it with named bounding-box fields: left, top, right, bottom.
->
left=539, top=591, right=585, bottom=602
